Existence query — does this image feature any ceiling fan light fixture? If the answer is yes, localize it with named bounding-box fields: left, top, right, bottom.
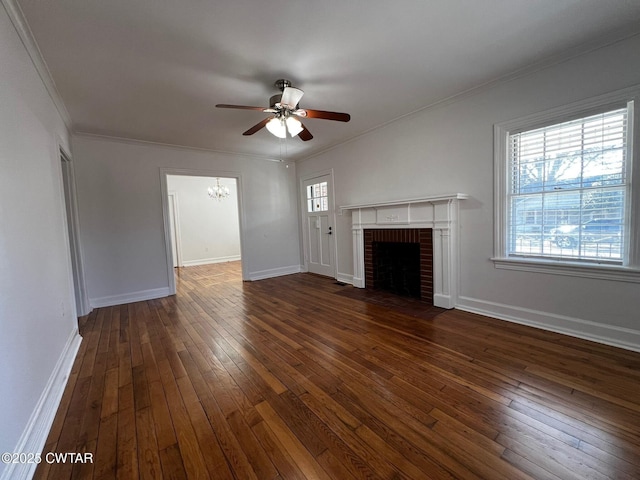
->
left=286, top=116, right=303, bottom=137
left=266, top=117, right=286, bottom=138
left=216, top=79, right=350, bottom=142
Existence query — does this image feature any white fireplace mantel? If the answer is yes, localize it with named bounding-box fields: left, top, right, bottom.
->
left=340, top=193, right=468, bottom=309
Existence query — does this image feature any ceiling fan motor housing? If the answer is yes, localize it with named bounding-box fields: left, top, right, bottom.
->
left=274, top=79, right=292, bottom=91
left=269, top=94, right=282, bottom=108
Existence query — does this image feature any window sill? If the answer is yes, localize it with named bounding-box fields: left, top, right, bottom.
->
left=491, top=257, right=640, bottom=283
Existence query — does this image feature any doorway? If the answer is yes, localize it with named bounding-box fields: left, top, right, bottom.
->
left=60, top=149, right=89, bottom=316
left=301, top=171, right=336, bottom=278
left=161, top=171, right=245, bottom=294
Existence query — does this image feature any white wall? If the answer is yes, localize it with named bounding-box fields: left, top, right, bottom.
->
left=298, top=34, right=640, bottom=351
left=167, top=175, right=241, bottom=266
left=72, top=135, right=300, bottom=307
left=0, top=4, right=81, bottom=478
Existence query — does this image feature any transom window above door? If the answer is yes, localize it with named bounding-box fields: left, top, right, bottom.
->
left=307, top=181, right=328, bottom=212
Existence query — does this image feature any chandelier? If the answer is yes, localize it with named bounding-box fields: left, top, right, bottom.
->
left=207, top=178, right=230, bottom=201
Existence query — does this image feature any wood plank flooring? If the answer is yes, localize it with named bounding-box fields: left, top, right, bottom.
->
left=34, top=261, right=640, bottom=479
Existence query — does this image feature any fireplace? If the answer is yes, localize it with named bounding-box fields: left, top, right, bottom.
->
left=340, top=194, right=467, bottom=309
left=365, top=228, right=433, bottom=302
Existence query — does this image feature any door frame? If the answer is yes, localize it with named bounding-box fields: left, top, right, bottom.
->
left=167, top=191, right=183, bottom=268
left=59, top=146, right=90, bottom=316
left=299, top=169, right=338, bottom=278
left=160, top=168, right=247, bottom=295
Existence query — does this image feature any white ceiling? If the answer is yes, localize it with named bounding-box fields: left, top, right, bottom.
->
left=14, top=0, right=640, bottom=161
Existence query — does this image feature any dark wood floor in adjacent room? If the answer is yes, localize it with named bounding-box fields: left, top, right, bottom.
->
left=35, top=261, right=640, bottom=479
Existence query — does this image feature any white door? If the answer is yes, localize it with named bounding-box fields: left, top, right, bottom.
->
left=303, top=174, right=335, bottom=277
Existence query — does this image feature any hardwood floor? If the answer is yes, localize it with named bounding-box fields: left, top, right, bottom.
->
left=35, top=261, right=640, bottom=479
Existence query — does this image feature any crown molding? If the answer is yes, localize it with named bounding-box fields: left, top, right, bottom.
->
left=72, top=131, right=292, bottom=164
left=2, top=0, right=72, bottom=128
left=299, top=29, right=640, bottom=164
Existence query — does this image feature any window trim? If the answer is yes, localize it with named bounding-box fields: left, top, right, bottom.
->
left=493, top=85, right=640, bottom=282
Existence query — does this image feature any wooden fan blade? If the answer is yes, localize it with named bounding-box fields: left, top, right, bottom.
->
left=298, top=124, right=313, bottom=141
left=243, top=118, right=270, bottom=136
left=216, top=104, right=267, bottom=111
left=301, top=109, right=351, bottom=122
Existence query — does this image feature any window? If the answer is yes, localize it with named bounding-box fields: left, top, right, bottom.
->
left=510, top=108, right=627, bottom=262
left=306, top=181, right=328, bottom=212
left=494, top=87, right=640, bottom=281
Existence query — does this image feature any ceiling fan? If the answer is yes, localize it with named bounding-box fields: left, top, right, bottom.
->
left=216, top=79, right=351, bottom=141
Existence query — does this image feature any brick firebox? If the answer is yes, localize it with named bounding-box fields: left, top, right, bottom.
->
left=364, top=228, right=433, bottom=304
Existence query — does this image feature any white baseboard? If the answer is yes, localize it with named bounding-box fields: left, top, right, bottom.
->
left=456, top=296, right=640, bottom=353
left=0, top=329, right=82, bottom=480
left=90, top=286, right=172, bottom=308
left=181, top=255, right=241, bottom=267
left=336, top=273, right=354, bottom=284
left=248, top=265, right=302, bottom=281
left=434, top=293, right=455, bottom=309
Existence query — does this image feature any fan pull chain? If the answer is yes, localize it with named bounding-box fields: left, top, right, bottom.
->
left=278, top=136, right=289, bottom=162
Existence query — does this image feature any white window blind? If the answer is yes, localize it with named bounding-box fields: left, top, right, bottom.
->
left=507, top=106, right=628, bottom=263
